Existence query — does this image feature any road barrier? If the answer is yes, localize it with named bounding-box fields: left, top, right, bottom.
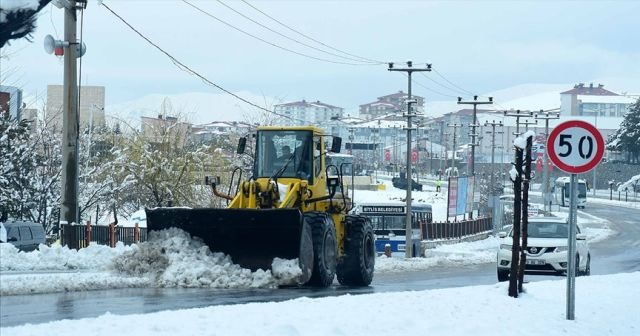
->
left=61, top=221, right=147, bottom=249
left=421, top=217, right=492, bottom=241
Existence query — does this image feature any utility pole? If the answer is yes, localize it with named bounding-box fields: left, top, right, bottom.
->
left=388, top=61, right=431, bottom=259
left=425, top=126, right=437, bottom=177
left=348, top=127, right=355, bottom=155
left=457, top=96, right=493, bottom=176
left=503, top=110, right=534, bottom=137
left=485, top=120, right=503, bottom=232
left=447, top=123, right=462, bottom=176
left=535, top=110, right=560, bottom=212
left=60, top=0, right=79, bottom=231
left=442, top=131, right=449, bottom=178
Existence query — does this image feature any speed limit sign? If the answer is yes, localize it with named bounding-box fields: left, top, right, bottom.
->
left=547, top=120, right=604, bottom=174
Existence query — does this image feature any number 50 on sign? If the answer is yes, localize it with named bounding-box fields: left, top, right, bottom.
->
left=547, top=120, right=605, bottom=174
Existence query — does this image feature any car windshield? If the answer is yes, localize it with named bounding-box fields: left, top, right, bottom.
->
left=510, top=222, right=577, bottom=238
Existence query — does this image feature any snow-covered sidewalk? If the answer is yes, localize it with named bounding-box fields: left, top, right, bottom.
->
left=2, top=272, right=638, bottom=336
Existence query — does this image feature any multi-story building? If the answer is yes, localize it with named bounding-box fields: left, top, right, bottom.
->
left=0, top=85, right=23, bottom=120
left=46, top=85, right=106, bottom=131
left=359, top=91, right=424, bottom=120
left=274, top=100, right=344, bottom=128
left=560, top=83, right=635, bottom=117
left=141, top=114, right=192, bottom=149
left=191, top=121, right=253, bottom=144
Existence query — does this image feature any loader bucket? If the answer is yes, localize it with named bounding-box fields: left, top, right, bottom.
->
left=145, top=208, right=313, bottom=284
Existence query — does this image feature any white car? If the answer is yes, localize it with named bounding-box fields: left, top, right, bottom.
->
left=496, top=217, right=590, bottom=282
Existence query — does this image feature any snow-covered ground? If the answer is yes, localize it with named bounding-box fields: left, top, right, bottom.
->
left=2, top=272, right=638, bottom=336
left=0, top=177, right=630, bottom=334
left=0, top=207, right=612, bottom=296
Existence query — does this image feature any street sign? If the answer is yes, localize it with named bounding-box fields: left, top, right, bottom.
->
left=546, top=120, right=604, bottom=321
left=411, top=150, right=418, bottom=163
left=546, top=120, right=604, bottom=174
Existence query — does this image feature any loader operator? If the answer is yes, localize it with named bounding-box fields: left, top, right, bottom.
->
left=292, top=135, right=312, bottom=180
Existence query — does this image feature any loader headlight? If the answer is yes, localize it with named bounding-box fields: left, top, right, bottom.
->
left=500, top=244, right=512, bottom=250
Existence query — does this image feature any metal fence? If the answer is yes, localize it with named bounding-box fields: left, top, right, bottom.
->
left=61, top=222, right=147, bottom=249
left=421, top=217, right=492, bottom=240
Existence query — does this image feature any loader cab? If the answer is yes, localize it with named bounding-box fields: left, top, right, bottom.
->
left=254, top=129, right=318, bottom=184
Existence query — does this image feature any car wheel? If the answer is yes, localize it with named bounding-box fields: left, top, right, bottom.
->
left=497, top=269, right=509, bottom=282
left=584, top=255, right=591, bottom=276
left=575, top=255, right=581, bottom=277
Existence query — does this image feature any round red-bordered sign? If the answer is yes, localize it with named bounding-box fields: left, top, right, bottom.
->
left=546, top=120, right=604, bottom=174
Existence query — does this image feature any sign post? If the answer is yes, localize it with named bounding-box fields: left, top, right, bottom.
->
left=547, top=120, right=604, bottom=321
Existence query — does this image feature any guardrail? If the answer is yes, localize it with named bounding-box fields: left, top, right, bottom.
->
left=421, top=217, right=492, bottom=241
left=61, top=221, right=147, bottom=249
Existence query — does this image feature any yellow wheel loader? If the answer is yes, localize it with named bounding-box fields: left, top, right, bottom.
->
left=146, top=126, right=375, bottom=287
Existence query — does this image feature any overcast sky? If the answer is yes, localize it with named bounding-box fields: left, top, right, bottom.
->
left=2, top=0, right=639, bottom=114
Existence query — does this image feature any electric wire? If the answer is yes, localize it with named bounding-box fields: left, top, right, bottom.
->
left=239, top=0, right=385, bottom=65
left=182, top=0, right=378, bottom=66
left=433, top=68, right=475, bottom=96
left=101, top=2, right=309, bottom=125
left=405, top=73, right=459, bottom=99
left=215, top=0, right=378, bottom=65
left=419, top=72, right=472, bottom=96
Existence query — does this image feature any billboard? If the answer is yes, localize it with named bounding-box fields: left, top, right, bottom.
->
left=447, top=176, right=475, bottom=218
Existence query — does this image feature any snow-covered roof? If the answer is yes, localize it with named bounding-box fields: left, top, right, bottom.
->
left=476, top=113, right=623, bottom=130
left=577, top=95, right=636, bottom=104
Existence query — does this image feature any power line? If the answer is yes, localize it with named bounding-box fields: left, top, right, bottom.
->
left=182, top=0, right=379, bottom=66
left=419, top=72, right=472, bottom=96
left=408, top=73, right=459, bottom=99
left=239, top=0, right=385, bottom=65
left=101, top=2, right=307, bottom=125
left=433, top=68, right=474, bottom=96
left=215, top=0, right=378, bottom=65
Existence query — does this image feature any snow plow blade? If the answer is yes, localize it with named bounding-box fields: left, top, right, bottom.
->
left=145, top=208, right=313, bottom=283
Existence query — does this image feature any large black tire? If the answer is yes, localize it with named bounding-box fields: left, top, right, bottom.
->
left=304, top=212, right=337, bottom=287
left=497, top=269, right=509, bottom=282
left=337, top=215, right=375, bottom=286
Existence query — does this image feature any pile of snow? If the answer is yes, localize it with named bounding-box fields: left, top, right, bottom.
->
left=0, top=242, right=134, bottom=272
left=112, top=228, right=301, bottom=288
left=0, top=228, right=304, bottom=295
left=617, top=174, right=640, bottom=192
left=376, top=236, right=500, bottom=272
left=2, top=272, right=638, bottom=336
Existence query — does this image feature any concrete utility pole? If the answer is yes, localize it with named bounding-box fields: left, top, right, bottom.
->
left=348, top=127, right=355, bottom=155
left=425, top=126, right=437, bottom=176
left=457, top=96, right=493, bottom=176
left=60, top=0, right=79, bottom=228
left=388, top=61, right=431, bottom=258
left=485, top=120, right=504, bottom=231
left=442, top=131, right=450, bottom=178
left=503, top=110, right=534, bottom=137
left=535, top=110, right=560, bottom=212
left=447, top=123, right=462, bottom=175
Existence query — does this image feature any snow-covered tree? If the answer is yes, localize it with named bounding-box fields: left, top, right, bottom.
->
left=607, top=98, right=640, bottom=164
left=0, top=110, right=38, bottom=220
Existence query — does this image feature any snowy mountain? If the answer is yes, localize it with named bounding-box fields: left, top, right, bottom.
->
left=105, top=78, right=640, bottom=126
left=106, top=91, right=282, bottom=128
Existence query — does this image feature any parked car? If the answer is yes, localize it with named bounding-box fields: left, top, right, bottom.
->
left=2, top=220, right=46, bottom=251
left=496, top=217, right=590, bottom=281
left=392, top=177, right=423, bottom=191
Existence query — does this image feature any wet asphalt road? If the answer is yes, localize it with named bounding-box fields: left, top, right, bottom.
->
left=1, top=202, right=638, bottom=327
